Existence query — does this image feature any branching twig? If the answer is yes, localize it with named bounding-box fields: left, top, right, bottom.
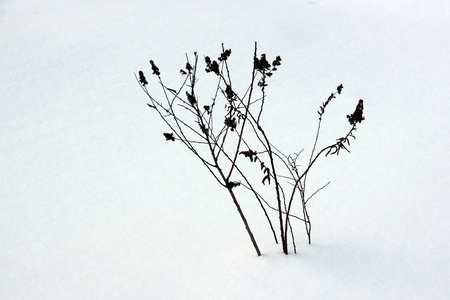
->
left=137, top=43, right=365, bottom=256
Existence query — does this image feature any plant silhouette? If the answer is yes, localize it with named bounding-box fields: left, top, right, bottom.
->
left=136, top=43, right=365, bottom=256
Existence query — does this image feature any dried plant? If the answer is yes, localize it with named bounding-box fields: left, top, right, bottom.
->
left=136, top=43, right=365, bottom=256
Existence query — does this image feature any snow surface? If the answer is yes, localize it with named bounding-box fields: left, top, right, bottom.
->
left=1, top=0, right=449, bottom=298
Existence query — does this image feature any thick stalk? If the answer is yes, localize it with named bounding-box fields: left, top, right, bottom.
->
left=226, top=187, right=261, bottom=256
left=257, top=126, right=287, bottom=254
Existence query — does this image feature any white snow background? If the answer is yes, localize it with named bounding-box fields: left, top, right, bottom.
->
left=1, top=0, right=449, bottom=298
